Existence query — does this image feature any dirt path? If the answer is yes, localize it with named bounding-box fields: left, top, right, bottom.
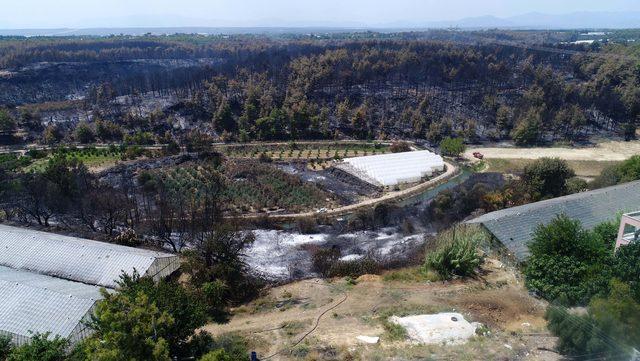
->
left=465, top=140, right=640, bottom=162
left=231, top=161, right=459, bottom=220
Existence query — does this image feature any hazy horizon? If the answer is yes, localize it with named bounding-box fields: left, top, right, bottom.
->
left=2, top=0, right=640, bottom=30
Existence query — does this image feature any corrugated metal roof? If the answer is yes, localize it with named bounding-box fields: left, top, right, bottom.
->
left=467, top=180, right=640, bottom=260
left=0, top=273, right=99, bottom=345
left=0, top=225, right=177, bottom=288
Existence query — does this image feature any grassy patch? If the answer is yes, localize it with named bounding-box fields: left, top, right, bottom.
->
left=381, top=319, right=407, bottom=341
left=382, top=267, right=440, bottom=283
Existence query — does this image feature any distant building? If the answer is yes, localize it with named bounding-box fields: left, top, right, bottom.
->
left=0, top=225, right=180, bottom=346
left=615, top=211, right=640, bottom=250
left=466, top=181, right=640, bottom=261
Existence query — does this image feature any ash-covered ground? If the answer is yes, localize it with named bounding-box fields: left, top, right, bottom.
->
left=245, top=228, right=427, bottom=281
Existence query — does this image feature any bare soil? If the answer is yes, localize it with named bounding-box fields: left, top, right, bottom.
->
left=465, top=140, right=640, bottom=162
left=202, top=259, right=560, bottom=360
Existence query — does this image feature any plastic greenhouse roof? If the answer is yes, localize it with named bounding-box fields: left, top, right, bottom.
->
left=0, top=224, right=177, bottom=288
left=0, top=266, right=101, bottom=342
left=343, top=150, right=444, bottom=187
left=466, top=180, right=640, bottom=260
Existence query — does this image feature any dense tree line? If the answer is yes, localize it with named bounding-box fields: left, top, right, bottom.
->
left=3, top=33, right=637, bottom=145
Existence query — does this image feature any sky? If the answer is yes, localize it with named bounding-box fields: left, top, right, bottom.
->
left=2, top=0, right=640, bottom=29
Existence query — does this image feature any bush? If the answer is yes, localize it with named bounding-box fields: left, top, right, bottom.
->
left=423, top=225, right=485, bottom=279
left=546, top=280, right=640, bottom=359
left=524, top=215, right=613, bottom=306
left=0, top=335, right=12, bottom=360
left=591, top=155, right=640, bottom=189
left=521, top=157, right=575, bottom=199
left=74, top=121, right=95, bottom=144
left=111, top=228, right=142, bottom=247
left=327, top=257, right=381, bottom=278
left=389, top=141, right=411, bottom=153
left=311, top=247, right=341, bottom=277
left=6, top=333, right=68, bottom=361
left=296, top=218, right=318, bottom=234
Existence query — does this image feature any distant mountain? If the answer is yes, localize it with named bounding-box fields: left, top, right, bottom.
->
left=423, top=11, right=640, bottom=29
left=1, top=11, right=639, bottom=36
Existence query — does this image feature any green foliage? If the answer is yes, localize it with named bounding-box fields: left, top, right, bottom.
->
left=592, top=155, right=640, bottom=188
left=613, top=242, right=640, bottom=301
left=124, top=131, right=156, bottom=146
left=6, top=333, right=68, bottom=361
left=423, top=225, right=486, bottom=279
left=0, top=335, right=12, bottom=360
left=521, top=157, right=575, bottom=199
left=199, top=350, right=232, bottom=361
left=546, top=280, right=640, bottom=359
left=74, top=121, right=95, bottom=144
left=108, top=273, right=209, bottom=358
left=439, top=137, right=466, bottom=157
left=0, top=108, right=16, bottom=132
left=81, top=286, right=173, bottom=361
left=525, top=215, right=613, bottom=305
left=511, top=110, right=542, bottom=146
left=182, top=225, right=259, bottom=305
left=381, top=320, right=408, bottom=341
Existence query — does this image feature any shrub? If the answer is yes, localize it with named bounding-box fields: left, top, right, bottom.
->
left=591, top=155, right=640, bottom=189
left=423, top=225, right=485, bottom=279
left=74, top=121, right=95, bottom=144
left=6, top=333, right=68, bottom=361
left=381, top=319, right=407, bottom=341
left=296, top=218, right=318, bottom=234
left=389, top=141, right=411, bottom=153
left=111, top=228, right=142, bottom=247
left=327, top=257, right=381, bottom=278
left=522, top=157, right=575, bottom=199
left=524, top=215, right=613, bottom=305
left=311, top=247, right=341, bottom=277
left=0, top=335, right=11, bottom=360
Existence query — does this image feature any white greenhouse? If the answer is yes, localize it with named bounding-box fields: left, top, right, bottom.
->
left=340, top=150, right=445, bottom=187
left=0, top=225, right=181, bottom=346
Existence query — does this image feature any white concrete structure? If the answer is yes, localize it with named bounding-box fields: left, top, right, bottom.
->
left=616, top=211, right=640, bottom=250
left=389, top=313, right=480, bottom=345
left=340, top=150, right=445, bottom=187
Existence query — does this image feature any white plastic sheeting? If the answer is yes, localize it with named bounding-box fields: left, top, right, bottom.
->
left=0, top=225, right=182, bottom=347
left=342, top=150, right=444, bottom=186
left=0, top=225, right=180, bottom=288
left=0, top=266, right=102, bottom=346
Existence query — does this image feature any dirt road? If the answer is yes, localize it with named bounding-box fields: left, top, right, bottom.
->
left=465, top=140, right=640, bottom=162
